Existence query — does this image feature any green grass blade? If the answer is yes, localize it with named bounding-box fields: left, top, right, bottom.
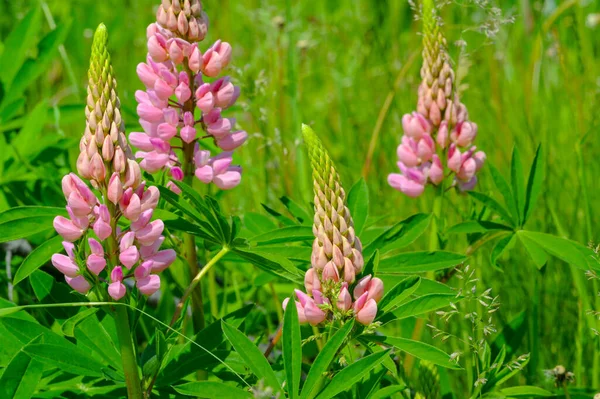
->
left=282, top=292, right=302, bottom=399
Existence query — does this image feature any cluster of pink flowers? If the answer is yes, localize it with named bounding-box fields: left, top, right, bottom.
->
left=388, top=112, right=486, bottom=197
left=133, top=0, right=246, bottom=192
left=52, top=174, right=176, bottom=299
left=284, top=274, right=384, bottom=326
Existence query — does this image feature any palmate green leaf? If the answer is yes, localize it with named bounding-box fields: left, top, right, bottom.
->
left=2, top=20, right=71, bottom=111
left=74, top=315, right=123, bottom=372
left=510, top=146, right=526, bottom=225
left=314, top=349, right=390, bottom=399
left=499, top=386, right=551, bottom=397
left=300, top=319, right=354, bottom=399
left=250, top=226, right=313, bottom=245
left=30, top=270, right=54, bottom=301
left=10, top=100, right=47, bottom=160
left=0, top=7, right=42, bottom=91
left=362, top=250, right=379, bottom=278
left=13, top=234, right=63, bottom=285
left=363, top=335, right=461, bottom=369
left=377, top=276, right=421, bottom=313
left=24, top=343, right=104, bottom=377
left=0, top=206, right=66, bottom=243
left=173, top=381, right=252, bottom=398
left=517, top=231, right=599, bottom=271
left=446, top=221, right=513, bottom=234
left=368, top=385, right=406, bottom=399
left=232, top=247, right=305, bottom=284
left=488, top=163, right=519, bottom=225
left=378, top=251, right=467, bottom=274
left=261, top=203, right=297, bottom=226
left=158, top=304, right=253, bottom=386
left=347, top=178, right=369, bottom=235
left=61, top=308, right=99, bottom=337
left=468, top=191, right=516, bottom=226
left=518, top=233, right=548, bottom=269
left=363, top=214, right=432, bottom=257
left=385, top=293, right=455, bottom=322
left=282, top=291, right=302, bottom=399
left=491, top=234, right=516, bottom=268
left=0, top=338, right=44, bottom=399
left=280, top=196, right=312, bottom=225
left=243, top=212, right=278, bottom=235
left=222, top=321, right=281, bottom=393
left=523, top=145, right=544, bottom=224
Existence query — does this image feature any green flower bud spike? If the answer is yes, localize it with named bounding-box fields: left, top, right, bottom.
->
left=78, top=24, right=137, bottom=189
left=302, top=124, right=364, bottom=284
left=418, top=0, right=465, bottom=127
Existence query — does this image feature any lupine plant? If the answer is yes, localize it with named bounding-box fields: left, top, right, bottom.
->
left=1, top=0, right=600, bottom=398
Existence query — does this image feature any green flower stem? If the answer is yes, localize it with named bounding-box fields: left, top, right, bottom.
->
left=170, top=247, right=230, bottom=326
left=405, top=184, right=444, bottom=375
left=114, top=305, right=144, bottom=399
left=105, top=200, right=143, bottom=399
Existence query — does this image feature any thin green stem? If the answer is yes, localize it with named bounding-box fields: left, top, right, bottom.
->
left=170, top=247, right=229, bottom=326
left=114, top=305, right=143, bottom=399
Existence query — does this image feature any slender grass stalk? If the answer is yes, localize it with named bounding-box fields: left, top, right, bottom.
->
left=170, top=247, right=230, bottom=326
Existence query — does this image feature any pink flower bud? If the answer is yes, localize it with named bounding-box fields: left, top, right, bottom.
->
left=148, top=35, right=168, bottom=62
left=180, top=126, right=197, bottom=143
left=76, top=152, right=91, bottom=179
left=140, top=236, right=164, bottom=259
left=86, top=254, right=106, bottom=275
left=108, top=281, right=127, bottom=300
left=213, top=169, right=241, bottom=190
left=195, top=83, right=214, bottom=113
left=51, top=254, right=80, bottom=277
left=353, top=293, right=378, bottom=325
left=451, top=121, right=478, bottom=147
left=211, top=77, right=239, bottom=108
left=131, top=210, right=153, bottom=232
left=458, top=176, right=478, bottom=191
left=402, top=112, right=431, bottom=139
left=93, top=218, right=112, bottom=241
left=396, top=136, right=419, bottom=167
left=102, top=135, right=114, bottom=161
left=217, top=131, right=248, bottom=151
left=437, top=121, right=449, bottom=149
left=67, top=192, right=93, bottom=217
left=170, top=166, right=184, bottom=181
left=304, top=268, right=321, bottom=293
left=65, top=275, right=91, bottom=294
left=88, top=237, right=104, bottom=256
left=106, top=173, right=123, bottom=205
left=457, top=157, right=477, bottom=182
left=343, top=258, right=356, bottom=283
left=124, top=160, right=142, bottom=189
left=473, top=151, right=486, bottom=172
left=304, top=300, right=327, bottom=326
left=140, top=186, right=160, bottom=212
left=168, top=40, right=184, bottom=64
left=337, top=285, right=352, bottom=311
left=137, top=103, right=164, bottom=123
left=137, top=63, right=158, bottom=88
left=417, top=134, right=435, bottom=163
left=63, top=241, right=76, bottom=259
left=130, top=132, right=154, bottom=151
left=388, top=172, right=425, bottom=198
left=137, top=151, right=170, bottom=173
left=195, top=165, right=214, bottom=183
left=147, top=249, right=176, bottom=273
left=282, top=298, right=307, bottom=324
left=207, top=117, right=234, bottom=138
left=447, top=144, right=462, bottom=174
left=89, top=153, right=106, bottom=182
left=121, top=192, right=142, bottom=222
left=189, top=44, right=202, bottom=73
left=54, top=216, right=85, bottom=242
left=136, top=274, right=161, bottom=296
left=135, top=220, right=164, bottom=246
left=429, top=155, right=444, bottom=185
left=157, top=123, right=178, bottom=141
left=322, top=261, right=340, bottom=282
left=120, top=246, right=140, bottom=269
left=175, top=81, right=192, bottom=103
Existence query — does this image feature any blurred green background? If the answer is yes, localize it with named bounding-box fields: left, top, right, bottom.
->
left=1, top=0, right=599, bottom=392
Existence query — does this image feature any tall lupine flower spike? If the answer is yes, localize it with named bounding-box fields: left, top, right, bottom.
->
left=388, top=0, right=485, bottom=197
left=51, top=24, right=175, bottom=298
left=282, top=125, right=384, bottom=327
left=133, top=0, right=246, bottom=192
